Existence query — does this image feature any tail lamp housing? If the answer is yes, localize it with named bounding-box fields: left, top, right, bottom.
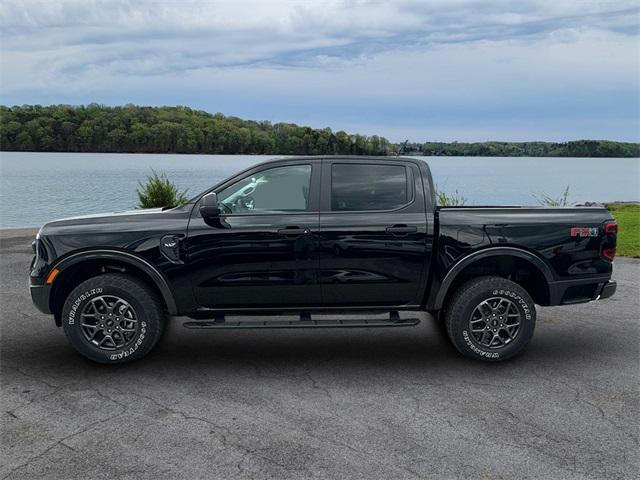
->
left=601, top=222, right=617, bottom=261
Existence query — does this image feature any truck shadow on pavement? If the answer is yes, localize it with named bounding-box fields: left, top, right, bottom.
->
left=12, top=315, right=610, bottom=378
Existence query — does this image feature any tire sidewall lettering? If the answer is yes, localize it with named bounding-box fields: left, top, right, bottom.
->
left=68, top=287, right=103, bottom=325
left=492, top=288, right=532, bottom=321
left=109, top=321, right=147, bottom=361
left=462, top=330, right=500, bottom=359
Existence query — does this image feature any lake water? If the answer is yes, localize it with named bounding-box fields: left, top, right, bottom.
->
left=0, top=152, right=638, bottom=228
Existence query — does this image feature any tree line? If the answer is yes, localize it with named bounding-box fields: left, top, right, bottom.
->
left=0, top=104, right=391, bottom=156
left=1, top=104, right=638, bottom=157
left=400, top=140, right=639, bottom=158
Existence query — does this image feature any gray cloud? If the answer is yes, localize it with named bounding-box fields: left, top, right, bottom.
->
left=2, top=0, right=637, bottom=75
left=1, top=0, right=638, bottom=141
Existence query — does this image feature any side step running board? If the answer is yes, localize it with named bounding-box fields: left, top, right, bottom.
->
left=183, top=312, right=420, bottom=330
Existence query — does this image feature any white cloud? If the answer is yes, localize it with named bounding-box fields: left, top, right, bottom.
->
left=0, top=0, right=638, bottom=141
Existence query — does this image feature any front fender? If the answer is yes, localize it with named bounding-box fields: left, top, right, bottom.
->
left=49, top=249, right=178, bottom=315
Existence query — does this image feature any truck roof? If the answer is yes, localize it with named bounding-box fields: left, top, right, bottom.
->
left=252, top=155, right=424, bottom=167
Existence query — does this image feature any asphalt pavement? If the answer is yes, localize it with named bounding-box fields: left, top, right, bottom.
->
left=1, top=228, right=638, bottom=479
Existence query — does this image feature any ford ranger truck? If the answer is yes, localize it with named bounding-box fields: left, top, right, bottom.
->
left=30, top=156, right=618, bottom=363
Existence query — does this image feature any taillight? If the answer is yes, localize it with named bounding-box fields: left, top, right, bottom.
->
left=601, top=222, right=617, bottom=261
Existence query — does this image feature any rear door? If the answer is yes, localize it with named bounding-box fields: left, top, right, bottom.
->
left=318, top=159, right=429, bottom=307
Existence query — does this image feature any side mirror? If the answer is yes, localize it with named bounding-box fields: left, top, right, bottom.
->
left=200, top=192, right=220, bottom=219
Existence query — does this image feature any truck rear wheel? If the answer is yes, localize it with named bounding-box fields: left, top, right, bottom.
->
left=61, top=273, right=166, bottom=364
left=444, top=276, right=536, bottom=361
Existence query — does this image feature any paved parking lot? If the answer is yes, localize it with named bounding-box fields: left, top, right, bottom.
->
left=1, top=228, right=638, bottom=479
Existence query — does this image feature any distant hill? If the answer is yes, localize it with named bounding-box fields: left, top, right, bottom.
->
left=1, top=104, right=638, bottom=157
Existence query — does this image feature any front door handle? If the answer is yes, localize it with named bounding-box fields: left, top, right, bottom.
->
left=386, top=225, right=417, bottom=235
left=277, top=227, right=310, bottom=236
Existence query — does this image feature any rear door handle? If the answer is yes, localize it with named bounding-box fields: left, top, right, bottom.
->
left=277, top=227, right=310, bottom=236
left=386, top=225, right=417, bottom=235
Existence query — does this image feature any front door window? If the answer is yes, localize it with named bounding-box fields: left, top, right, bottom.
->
left=217, top=165, right=312, bottom=214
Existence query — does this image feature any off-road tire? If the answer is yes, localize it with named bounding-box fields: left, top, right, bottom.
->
left=62, top=273, right=166, bottom=364
left=444, top=276, right=536, bottom=362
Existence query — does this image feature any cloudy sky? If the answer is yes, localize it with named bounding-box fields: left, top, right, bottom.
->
left=1, top=0, right=638, bottom=142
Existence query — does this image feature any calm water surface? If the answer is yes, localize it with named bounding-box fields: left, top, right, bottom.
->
left=0, top=152, right=638, bottom=228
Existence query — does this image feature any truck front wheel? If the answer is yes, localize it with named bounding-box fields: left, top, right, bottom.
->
left=61, top=273, right=166, bottom=364
left=444, top=276, right=536, bottom=361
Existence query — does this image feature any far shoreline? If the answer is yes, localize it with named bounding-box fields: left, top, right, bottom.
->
left=1, top=150, right=639, bottom=159
left=3, top=105, right=639, bottom=158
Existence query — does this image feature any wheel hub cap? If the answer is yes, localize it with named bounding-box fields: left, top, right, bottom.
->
left=468, top=296, right=522, bottom=349
left=80, top=295, right=139, bottom=350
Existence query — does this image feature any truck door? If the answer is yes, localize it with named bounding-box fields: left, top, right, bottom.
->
left=318, top=159, right=428, bottom=307
left=186, top=160, right=321, bottom=309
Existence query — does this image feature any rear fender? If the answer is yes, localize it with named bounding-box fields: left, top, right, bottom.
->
left=433, top=247, right=554, bottom=310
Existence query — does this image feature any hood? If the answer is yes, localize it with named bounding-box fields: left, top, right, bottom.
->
left=38, top=207, right=179, bottom=237
left=52, top=208, right=164, bottom=223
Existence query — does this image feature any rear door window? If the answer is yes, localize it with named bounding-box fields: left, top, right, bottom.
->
left=331, top=164, right=410, bottom=211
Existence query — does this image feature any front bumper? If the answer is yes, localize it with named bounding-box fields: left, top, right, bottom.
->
left=30, top=283, right=52, bottom=314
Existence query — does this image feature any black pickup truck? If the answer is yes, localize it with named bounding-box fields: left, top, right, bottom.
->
left=30, top=156, right=617, bottom=363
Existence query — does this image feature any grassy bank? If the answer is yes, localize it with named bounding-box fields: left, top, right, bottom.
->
left=607, top=203, right=640, bottom=258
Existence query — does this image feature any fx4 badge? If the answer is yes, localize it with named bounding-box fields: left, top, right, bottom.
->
left=570, top=227, right=598, bottom=237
